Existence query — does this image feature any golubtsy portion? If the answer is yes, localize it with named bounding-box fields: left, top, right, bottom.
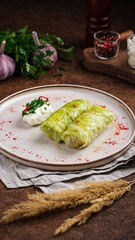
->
left=61, top=105, right=113, bottom=149
left=40, top=99, right=90, bottom=143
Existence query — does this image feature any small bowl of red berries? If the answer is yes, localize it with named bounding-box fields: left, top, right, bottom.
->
left=94, top=30, right=120, bottom=60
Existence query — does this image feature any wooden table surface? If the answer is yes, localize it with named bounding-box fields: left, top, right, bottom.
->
left=0, top=0, right=135, bottom=239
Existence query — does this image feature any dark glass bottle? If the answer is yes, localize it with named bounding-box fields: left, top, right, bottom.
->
left=85, top=0, right=112, bottom=47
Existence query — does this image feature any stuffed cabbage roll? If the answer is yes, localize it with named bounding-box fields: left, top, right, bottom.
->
left=40, top=99, right=90, bottom=143
left=61, top=105, right=113, bottom=149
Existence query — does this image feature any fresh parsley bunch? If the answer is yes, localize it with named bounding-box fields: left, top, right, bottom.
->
left=0, top=26, right=74, bottom=79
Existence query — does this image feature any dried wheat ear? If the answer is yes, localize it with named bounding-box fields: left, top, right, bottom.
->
left=1, top=179, right=135, bottom=236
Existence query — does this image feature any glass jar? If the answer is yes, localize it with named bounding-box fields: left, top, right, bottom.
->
left=127, top=34, right=135, bottom=68
left=94, top=30, right=120, bottom=60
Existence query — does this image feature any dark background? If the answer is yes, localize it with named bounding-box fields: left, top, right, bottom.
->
left=0, top=0, right=135, bottom=107
left=1, top=0, right=135, bottom=45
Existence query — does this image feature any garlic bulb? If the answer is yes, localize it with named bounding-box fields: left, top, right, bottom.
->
left=0, top=40, right=15, bottom=80
left=32, top=31, right=57, bottom=68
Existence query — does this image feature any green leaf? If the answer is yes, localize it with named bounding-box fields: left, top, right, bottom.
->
left=63, top=46, right=74, bottom=53
left=40, top=69, right=46, bottom=77
left=56, top=67, right=66, bottom=76
left=46, top=50, right=54, bottom=57
left=15, top=54, right=20, bottom=62
left=19, top=46, right=27, bottom=56
left=26, top=62, right=31, bottom=72
left=17, top=25, right=28, bottom=34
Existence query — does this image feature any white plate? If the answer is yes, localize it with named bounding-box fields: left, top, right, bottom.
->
left=0, top=84, right=135, bottom=171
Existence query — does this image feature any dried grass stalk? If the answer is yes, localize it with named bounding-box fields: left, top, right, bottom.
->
left=54, top=183, right=132, bottom=235
left=28, top=179, right=128, bottom=203
left=0, top=180, right=134, bottom=226
left=27, top=179, right=129, bottom=210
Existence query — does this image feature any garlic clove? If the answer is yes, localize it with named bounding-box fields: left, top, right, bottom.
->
left=32, top=31, right=58, bottom=69
left=0, top=40, right=15, bottom=80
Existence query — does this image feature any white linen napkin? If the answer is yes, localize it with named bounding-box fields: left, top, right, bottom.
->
left=0, top=144, right=135, bottom=193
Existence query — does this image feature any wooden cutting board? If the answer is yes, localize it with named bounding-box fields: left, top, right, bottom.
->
left=83, top=48, right=135, bottom=84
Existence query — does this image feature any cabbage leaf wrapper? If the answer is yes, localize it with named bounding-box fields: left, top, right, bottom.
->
left=40, top=99, right=90, bottom=143
left=61, top=105, right=113, bottom=149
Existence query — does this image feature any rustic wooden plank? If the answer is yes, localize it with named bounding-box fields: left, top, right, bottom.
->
left=83, top=48, right=135, bottom=84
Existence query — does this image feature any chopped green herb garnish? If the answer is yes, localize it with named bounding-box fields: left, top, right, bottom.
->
left=22, top=98, right=49, bottom=116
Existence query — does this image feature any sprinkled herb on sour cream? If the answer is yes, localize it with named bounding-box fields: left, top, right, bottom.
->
left=22, top=96, right=54, bottom=126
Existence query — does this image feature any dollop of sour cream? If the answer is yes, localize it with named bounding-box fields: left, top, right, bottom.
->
left=23, top=102, right=54, bottom=126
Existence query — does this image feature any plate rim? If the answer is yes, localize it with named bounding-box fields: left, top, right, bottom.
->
left=0, top=84, right=135, bottom=170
